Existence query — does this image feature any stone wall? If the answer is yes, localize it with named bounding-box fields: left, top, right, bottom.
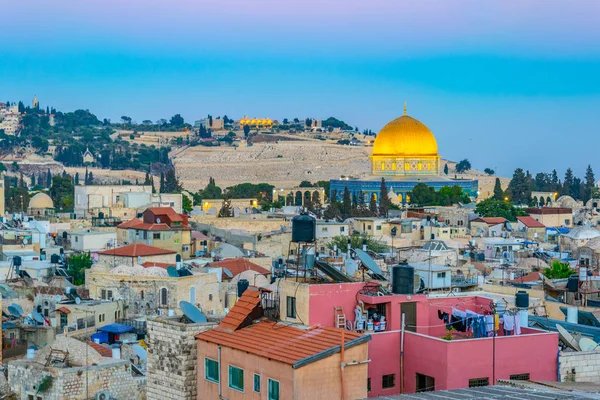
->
left=146, top=317, right=217, bottom=400
left=8, top=359, right=145, bottom=400
left=559, top=350, right=600, bottom=383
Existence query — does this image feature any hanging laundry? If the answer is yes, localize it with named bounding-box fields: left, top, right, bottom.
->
left=514, top=313, right=521, bottom=335
left=485, top=315, right=494, bottom=335
left=503, top=312, right=515, bottom=336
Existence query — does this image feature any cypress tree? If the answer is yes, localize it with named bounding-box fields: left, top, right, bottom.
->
left=46, top=169, right=51, bottom=187
left=379, top=178, right=389, bottom=217
left=159, top=172, right=165, bottom=193
left=369, top=194, right=378, bottom=216
left=342, top=187, right=351, bottom=219
left=88, top=171, right=94, bottom=184
left=75, top=172, right=79, bottom=185
left=31, top=174, right=36, bottom=187
left=493, top=178, right=504, bottom=200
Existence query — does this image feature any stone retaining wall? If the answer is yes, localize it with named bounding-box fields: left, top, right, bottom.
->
left=559, top=350, right=600, bottom=382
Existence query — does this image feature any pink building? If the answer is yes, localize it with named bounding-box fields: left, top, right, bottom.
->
left=278, top=279, right=558, bottom=397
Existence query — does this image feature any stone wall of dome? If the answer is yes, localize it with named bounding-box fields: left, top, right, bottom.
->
left=370, top=109, right=441, bottom=177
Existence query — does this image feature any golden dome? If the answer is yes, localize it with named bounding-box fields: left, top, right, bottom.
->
left=29, top=192, right=54, bottom=209
left=372, top=113, right=438, bottom=157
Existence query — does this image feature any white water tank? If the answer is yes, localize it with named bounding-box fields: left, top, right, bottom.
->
left=168, top=309, right=175, bottom=317
left=111, top=346, right=121, bottom=359
left=518, top=309, right=528, bottom=328
left=26, top=347, right=35, bottom=360
left=567, top=306, right=578, bottom=324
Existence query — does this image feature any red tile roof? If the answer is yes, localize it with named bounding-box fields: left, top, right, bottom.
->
left=508, top=271, right=542, bottom=283
left=526, top=207, right=572, bottom=215
left=192, top=231, right=210, bottom=240
left=197, top=320, right=369, bottom=367
left=218, top=289, right=263, bottom=331
left=517, top=216, right=545, bottom=228
left=117, top=218, right=172, bottom=231
left=98, top=243, right=177, bottom=257
left=88, top=341, right=112, bottom=358
left=55, top=307, right=71, bottom=314
left=209, top=258, right=270, bottom=280
left=142, top=261, right=175, bottom=269
left=147, top=207, right=184, bottom=222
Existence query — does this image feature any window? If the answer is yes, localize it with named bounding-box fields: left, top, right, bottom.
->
left=510, top=373, right=530, bottom=381
left=143, top=231, right=148, bottom=240
left=416, top=373, right=434, bottom=392
left=254, top=374, right=261, bottom=392
left=160, top=288, right=168, bottom=306
left=376, top=225, right=382, bottom=230
left=74, top=236, right=79, bottom=242
left=321, top=227, right=328, bottom=232
left=153, top=233, right=161, bottom=239
left=209, top=294, right=213, bottom=301
left=286, top=296, right=296, bottom=318
left=367, top=378, right=371, bottom=392
left=382, top=374, right=396, bottom=389
left=205, top=358, right=219, bottom=383
left=101, top=289, right=107, bottom=300
left=469, top=377, right=489, bottom=387
left=565, top=219, right=570, bottom=225
left=228, top=365, right=244, bottom=392
left=340, top=226, right=345, bottom=232
left=437, top=272, right=446, bottom=278
left=140, top=290, right=144, bottom=300
left=107, top=290, right=113, bottom=300
left=268, top=379, right=280, bottom=400
left=367, top=225, right=372, bottom=230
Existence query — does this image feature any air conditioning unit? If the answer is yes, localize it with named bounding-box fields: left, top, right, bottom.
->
left=96, top=391, right=110, bottom=400
left=452, top=288, right=460, bottom=293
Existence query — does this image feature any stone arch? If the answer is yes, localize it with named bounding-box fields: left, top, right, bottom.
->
left=304, top=191, right=311, bottom=205
left=295, top=191, right=303, bottom=206
left=312, top=191, right=320, bottom=204
left=546, top=196, right=551, bottom=205
left=286, top=193, right=294, bottom=206
left=532, top=196, right=538, bottom=206
left=539, top=197, right=545, bottom=207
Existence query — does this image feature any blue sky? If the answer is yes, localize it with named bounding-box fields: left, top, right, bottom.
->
left=2, top=0, right=600, bottom=177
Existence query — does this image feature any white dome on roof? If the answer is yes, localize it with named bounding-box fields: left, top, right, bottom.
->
left=555, top=195, right=582, bottom=210
left=109, top=264, right=145, bottom=276
left=29, top=192, right=54, bottom=209
left=565, top=225, right=600, bottom=240
left=143, top=267, right=169, bottom=277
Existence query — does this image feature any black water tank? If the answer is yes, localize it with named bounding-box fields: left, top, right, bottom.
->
left=291, top=214, right=316, bottom=243
left=50, top=254, right=60, bottom=264
left=515, top=291, right=529, bottom=308
left=176, top=254, right=182, bottom=263
left=62, top=231, right=68, bottom=239
left=98, top=212, right=105, bottom=219
left=13, top=256, right=21, bottom=267
left=391, top=264, right=414, bottom=294
left=567, top=275, right=579, bottom=292
left=237, top=279, right=250, bottom=297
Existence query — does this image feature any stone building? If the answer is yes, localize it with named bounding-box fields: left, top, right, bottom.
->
left=7, top=336, right=145, bottom=400
left=85, top=264, right=223, bottom=317
left=27, top=192, right=55, bottom=218
left=146, top=316, right=218, bottom=400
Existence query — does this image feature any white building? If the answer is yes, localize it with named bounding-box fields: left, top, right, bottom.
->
left=316, top=221, right=350, bottom=239
left=412, top=263, right=452, bottom=290
left=0, top=112, right=20, bottom=135
left=70, top=231, right=117, bottom=252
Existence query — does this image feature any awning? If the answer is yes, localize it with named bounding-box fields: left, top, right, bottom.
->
left=97, top=323, right=135, bottom=334
left=55, top=307, right=71, bottom=314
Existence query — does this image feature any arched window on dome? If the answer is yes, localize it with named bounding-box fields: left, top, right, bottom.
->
left=392, top=162, right=396, bottom=171
left=404, top=162, right=410, bottom=171
left=398, top=193, right=403, bottom=203
left=418, top=162, right=423, bottom=171
left=381, top=162, right=385, bottom=171
left=406, top=194, right=411, bottom=203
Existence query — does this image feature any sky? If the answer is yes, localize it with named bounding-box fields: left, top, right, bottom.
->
left=2, top=0, right=600, bottom=177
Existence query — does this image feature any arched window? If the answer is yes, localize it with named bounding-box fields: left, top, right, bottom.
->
left=140, top=290, right=144, bottom=300
left=160, top=288, right=168, bottom=307
left=398, top=193, right=403, bottom=203
left=406, top=194, right=411, bottom=203
left=190, top=286, right=196, bottom=304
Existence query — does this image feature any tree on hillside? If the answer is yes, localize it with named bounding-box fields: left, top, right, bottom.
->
left=562, top=168, right=574, bottom=197
left=305, top=118, right=313, bottom=129
left=484, top=168, right=495, bottom=176
left=50, top=175, right=74, bottom=211
left=88, top=171, right=94, bottom=185
left=243, top=125, right=250, bottom=138
left=46, top=169, right=52, bottom=188
left=159, top=172, right=165, bottom=193
left=551, top=169, right=560, bottom=192
left=475, top=198, right=527, bottom=222
left=170, top=114, right=184, bottom=127
left=218, top=198, right=233, bottom=217
left=455, top=159, right=471, bottom=173
left=379, top=178, right=389, bottom=217
left=121, top=116, right=132, bottom=125
left=507, top=168, right=531, bottom=205
left=163, top=169, right=182, bottom=193
left=369, top=194, right=378, bottom=215
left=144, top=172, right=151, bottom=185
left=327, top=234, right=387, bottom=253
left=585, top=165, right=595, bottom=202
left=31, top=174, right=36, bottom=187
left=75, top=172, right=79, bottom=185
left=68, top=252, right=93, bottom=286
left=493, top=178, right=504, bottom=200
left=443, top=164, right=449, bottom=175
left=299, top=180, right=312, bottom=187
left=342, top=187, right=352, bottom=219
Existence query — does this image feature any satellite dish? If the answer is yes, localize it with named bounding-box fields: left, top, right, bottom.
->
left=557, top=324, right=580, bottom=351
left=179, top=301, right=208, bottom=323
left=222, top=268, right=233, bottom=279
left=167, top=266, right=179, bottom=278
left=65, top=287, right=72, bottom=295
left=156, top=217, right=161, bottom=224
left=22, top=238, right=28, bottom=245
left=55, top=295, right=62, bottom=303
left=8, top=304, right=22, bottom=317
left=132, top=344, right=147, bottom=361
left=32, top=312, right=45, bottom=324
left=579, top=337, right=599, bottom=352
left=75, top=297, right=81, bottom=305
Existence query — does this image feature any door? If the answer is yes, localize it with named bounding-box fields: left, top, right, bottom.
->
left=401, top=302, right=417, bottom=333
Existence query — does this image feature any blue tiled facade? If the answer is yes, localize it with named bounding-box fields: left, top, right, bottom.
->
left=330, top=178, right=479, bottom=204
